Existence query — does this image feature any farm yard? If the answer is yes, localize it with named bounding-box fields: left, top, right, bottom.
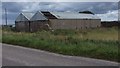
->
left=1, top=2, right=119, bottom=66
left=2, top=27, right=119, bottom=62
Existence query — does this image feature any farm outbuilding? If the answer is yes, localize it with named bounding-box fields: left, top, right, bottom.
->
left=15, top=12, right=34, bottom=32
left=30, top=11, right=49, bottom=32
left=47, top=11, right=101, bottom=29
left=15, top=11, right=101, bottom=32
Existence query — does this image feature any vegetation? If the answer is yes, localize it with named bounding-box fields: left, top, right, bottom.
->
left=79, top=11, right=94, bottom=15
left=2, top=27, right=119, bottom=62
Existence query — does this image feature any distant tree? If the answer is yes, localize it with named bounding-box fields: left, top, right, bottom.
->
left=79, top=11, right=94, bottom=15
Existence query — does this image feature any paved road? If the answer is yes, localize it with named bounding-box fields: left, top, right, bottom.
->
left=2, top=43, right=119, bottom=66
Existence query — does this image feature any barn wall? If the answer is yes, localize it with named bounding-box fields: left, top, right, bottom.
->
left=50, top=19, right=77, bottom=29
left=30, top=20, right=49, bottom=32
left=49, top=19, right=58, bottom=29
left=15, top=19, right=101, bottom=32
left=91, top=19, right=101, bottom=28
left=76, top=19, right=85, bottom=29
left=15, top=21, right=30, bottom=32
left=49, top=19, right=101, bottom=30
left=97, top=19, right=101, bottom=27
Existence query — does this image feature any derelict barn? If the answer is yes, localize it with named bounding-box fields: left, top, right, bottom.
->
left=15, top=11, right=101, bottom=32
left=15, top=12, right=34, bottom=32
left=44, top=11, right=101, bottom=29
left=30, top=11, right=50, bottom=32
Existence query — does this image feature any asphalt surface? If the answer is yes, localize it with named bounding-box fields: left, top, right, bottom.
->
left=2, top=43, right=119, bottom=66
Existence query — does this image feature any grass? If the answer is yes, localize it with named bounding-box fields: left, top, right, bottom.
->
left=2, top=27, right=119, bottom=62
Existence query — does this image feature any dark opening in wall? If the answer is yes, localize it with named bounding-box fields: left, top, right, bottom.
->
left=41, top=11, right=57, bottom=19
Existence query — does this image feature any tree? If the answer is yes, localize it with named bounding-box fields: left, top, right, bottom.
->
left=79, top=11, right=94, bottom=15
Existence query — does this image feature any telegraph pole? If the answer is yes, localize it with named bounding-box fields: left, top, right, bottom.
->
left=5, top=8, right=7, bottom=26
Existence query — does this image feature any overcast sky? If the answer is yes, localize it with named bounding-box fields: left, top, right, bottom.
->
left=1, top=2, right=119, bottom=25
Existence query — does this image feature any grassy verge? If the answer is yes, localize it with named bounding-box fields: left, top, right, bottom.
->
left=2, top=27, right=119, bottom=62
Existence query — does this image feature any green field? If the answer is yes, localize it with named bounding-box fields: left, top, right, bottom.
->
left=2, top=27, right=119, bottom=62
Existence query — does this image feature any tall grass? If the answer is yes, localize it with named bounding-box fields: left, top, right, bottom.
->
left=2, top=27, right=119, bottom=62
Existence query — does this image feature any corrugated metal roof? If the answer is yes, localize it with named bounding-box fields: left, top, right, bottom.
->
left=30, top=11, right=48, bottom=21
left=50, top=12, right=100, bottom=19
left=15, top=12, right=34, bottom=21
left=22, top=12, right=34, bottom=20
left=16, top=11, right=100, bottom=22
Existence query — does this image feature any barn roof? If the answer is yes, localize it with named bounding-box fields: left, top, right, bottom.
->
left=15, top=12, right=34, bottom=21
left=30, top=11, right=48, bottom=21
left=16, top=11, right=100, bottom=22
left=50, top=11, right=100, bottom=19
left=22, top=12, right=34, bottom=20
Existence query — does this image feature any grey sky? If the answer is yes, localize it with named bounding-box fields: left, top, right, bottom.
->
left=1, top=2, right=119, bottom=25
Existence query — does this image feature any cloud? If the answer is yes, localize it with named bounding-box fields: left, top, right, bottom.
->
left=2, top=12, right=19, bottom=20
left=2, top=2, right=118, bottom=14
left=2, top=2, right=27, bottom=12
left=97, top=10, right=118, bottom=21
left=1, top=0, right=119, bottom=2
left=1, top=2, right=119, bottom=25
left=18, top=2, right=118, bottom=14
left=21, top=2, right=74, bottom=12
left=0, top=2, right=2, bottom=25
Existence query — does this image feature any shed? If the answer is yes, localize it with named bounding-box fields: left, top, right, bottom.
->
left=48, top=11, right=101, bottom=29
left=30, top=11, right=50, bottom=32
left=15, top=11, right=101, bottom=32
left=15, top=12, right=34, bottom=32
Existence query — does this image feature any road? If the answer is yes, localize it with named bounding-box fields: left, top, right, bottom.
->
left=2, top=43, right=119, bottom=66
